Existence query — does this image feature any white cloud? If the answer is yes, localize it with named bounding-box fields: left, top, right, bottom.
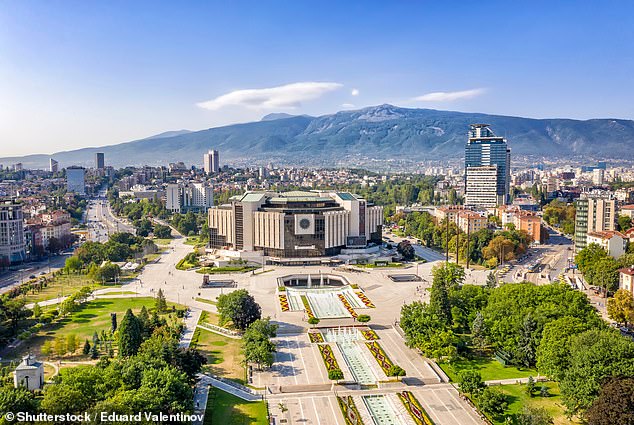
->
left=197, top=82, right=343, bottom=110
left=341, top=103, right=356, bottom=109
left=413, top=88, right=486, bottom=102
left=351, top=88, right=360, bottom=96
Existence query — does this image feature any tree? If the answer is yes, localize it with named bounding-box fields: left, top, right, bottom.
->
left=83, top=340, right=91, bottom=355
left=388, top=365, right=406, bottom=380
left=517, top=406, right=554, bottom=425
left=155, top=289, right=167, bottom=313
left=217, top=289, right=262, bottom=331
left=95, top=262, right=121, bottom=283
left=90, top=344, right=99, bottom=359
left=575, top=243, right=608, bottom=274
left=517, top=314, right=538, bottom=368
left=307, top=317, right=320, bottom=327
left=536, top=316, right=592, bottom=381
left=618, top=215, right=632, bottom=232
left=477, top=387, right=508, bottom=417
left=526, top=376, right=536, bottom=397
left=32, top=302, right=42, bottom=319
left=560, top=329, right=634, bottom=415
left=486, top=271, right=497, bottom=288
left=430, top=279, right=452, bottom=325
left=243, top=318, right=278, bottom=369
left=397, top=241, right=415, bottom=260
left=585, top=377, right=634, bottom=425
left=64, top=256, right=82, bottom=273
left=607, top=289, right=634, bottom=325
left=328, top=369, right=344, bottom=381
left=471, top=311, right=487, bottom=350
left=539, top=384, right=550, bottom=398
left=483, top=236, right=516, bottom=265
left=0, top=386, right=38, bottom=419
left=153, top=224, right=172, bottom=239
left=66, top=334, right=78, bottom=354
left=111, top=312, right=118, bottom=333
left=118, top=309, right=142, bottom=357
left=458, top=370, right=484, bottom=395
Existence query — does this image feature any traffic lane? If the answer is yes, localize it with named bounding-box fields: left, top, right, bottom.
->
left=0, top=254, right=69, bottom=293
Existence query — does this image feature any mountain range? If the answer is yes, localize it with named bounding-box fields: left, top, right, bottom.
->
left=3, top=105, right=634, bottom=169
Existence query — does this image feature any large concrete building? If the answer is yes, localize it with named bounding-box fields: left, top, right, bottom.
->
left=203, top=150, right=220, bottom=174
left=49, top=158, right=58, bottom=173
left=66, top=166, right=86, bottom=195
left=464, top=124, right=510, bottom=207
left=0, top=201, right=26, bottom=265
left=207, top=191, right=383, bottom=258
left=574, top=192, right=616, bottom=251
left=166, top=182, right=214, bottom=213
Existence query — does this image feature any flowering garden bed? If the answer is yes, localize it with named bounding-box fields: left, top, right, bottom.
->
left=361, top=328, right=379, bottom=341
left=318, top=344, right=340, bottom=372
left=279, top=294, right=289, bottom=312
left=337, top=294, right=358, bottom=318
left=355, top=291, right=375, bottom=308
left=301, top=295, right=315, bottom=318
left=365, top=341, right=394, bottom=375
left=308, top=331, right=324, bottom=343
left=397, top=391, right=434, bottom=425
left=337, top=396, right=364, bottom=425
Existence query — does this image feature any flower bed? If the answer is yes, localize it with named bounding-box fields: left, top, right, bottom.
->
left=355, top=291, right=375, bottom=308
left=361, top=328, right=379, bottom=341
left=337, top=396, right=364, bottom=425
left=301, top=295, right=315, bottom=319
left=279, top=294, right=289, bottom=312
left=318, top=344, right=340, bottom=372
left=365, top=341, right=394, bottom=375
left=337, top=294, right=358, bottom=318
left=397, top=391, right=434, bottom=425
left=308, top=331, right=324, bottom=343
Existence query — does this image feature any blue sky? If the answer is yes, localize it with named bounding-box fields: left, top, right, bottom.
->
left=1, top=1, right=633, bottom=155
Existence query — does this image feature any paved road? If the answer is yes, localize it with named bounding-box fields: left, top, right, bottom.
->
left=0, top=254, right=69, bottom=295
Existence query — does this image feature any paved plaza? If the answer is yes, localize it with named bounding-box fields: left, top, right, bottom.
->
left=117, top=234, right=485, bottom=424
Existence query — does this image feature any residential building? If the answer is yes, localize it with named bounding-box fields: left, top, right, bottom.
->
left=49, top=158, right=58, bottom=173
left=207, top=191, right=383, bottom=258
left=620, top=205, right=634, bottom=219
left=435, top=205, right=471, bottom=222
left=465, top=166, right=500, bottom=207
left=574, top=193, right=616, bottom=251
left=0, top=201, right=26, bottom=264
left=203, top=150, right=220, bottom=174
left=95, top=152, right=105, bottom=169
left=464, top=124, right=510, bottom=206
left=166, top=182, right=214, bottom=213
left=618, top=266, right=634, bottom=297
left=586, top=230, right=627, bottom=258
left=457, top=211, right=487, bottom=233
left=515, top=211, right=546, bottom=244
left=592, top=168, right=605, bottom=185
left=66, top=166, right=86, bottom=195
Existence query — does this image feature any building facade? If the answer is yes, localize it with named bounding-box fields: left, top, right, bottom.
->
left=207, top=191, right=383, bottom=258
left=574, top=193, right=616, bottom=251
left=66, top=166, right=86, bottom=195
left=586, top=230, right=627, bottom=258
left=13, top=354, right=44, bottom=391
left=95, top=152, right=105, bottom=170
left=0, top=201, right=26, bottom=265
left=166, top=182, right=214, bottom=213
left=203, top=150, right=220, bottom=174
left=49, top=158, right=58, bottom=173
left=465, top=124, right=510, bottom=207
left=464, top=166, right=500, bottom=207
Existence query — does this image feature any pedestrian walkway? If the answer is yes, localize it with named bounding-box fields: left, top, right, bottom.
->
left=180, top=307, right=202, bottom=348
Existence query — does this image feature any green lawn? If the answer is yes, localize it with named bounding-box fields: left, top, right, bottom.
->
left=152, top=238, right=173, bottom=246
left=196, top=297, right=217, bottom=305
left=203, top=388, right=267, bottom=425
left=22, top=274, right=107, bottom=304
left=5, top=297, right=165, bottom=361
left=191, top=327, right=245, bottom=384
left=492, top=382, right=578, bottom=425
left=184, top=236, right=206, bottom=247
left=440, top=356, right=537, bottom=382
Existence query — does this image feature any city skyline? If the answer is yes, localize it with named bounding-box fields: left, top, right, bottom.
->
left=2, top=1, right=634, bottom=155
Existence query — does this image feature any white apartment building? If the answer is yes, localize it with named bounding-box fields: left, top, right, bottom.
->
left=166, top=182, right=214, bottom=213
left=0, top=201, right=26, bottom=264
left=66, top=166, right=86, bottom=195
left=465, top=165, right=500, bottom=207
